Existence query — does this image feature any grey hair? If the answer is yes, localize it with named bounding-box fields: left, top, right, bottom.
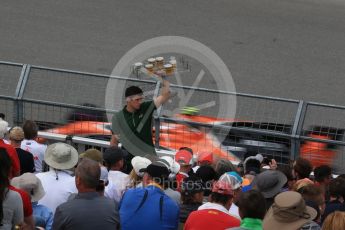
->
left=0, top=119, right=8, bottom=139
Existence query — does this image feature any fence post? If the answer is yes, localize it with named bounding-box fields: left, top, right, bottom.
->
left=291, top=100, right=307, bottom=161
left=153, top=81, right=162, bottom=149
left=14, top=64, right=30, bottom=126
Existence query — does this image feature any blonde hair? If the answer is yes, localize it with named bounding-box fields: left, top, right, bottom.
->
left=127, top=169, right=142, bottom=188
left=9, top=126, right=24, bottom=141
left=322, top=211, right=345, bottom=230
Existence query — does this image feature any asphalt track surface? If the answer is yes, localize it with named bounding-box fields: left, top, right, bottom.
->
left=1, top=0, right=345, bottom=107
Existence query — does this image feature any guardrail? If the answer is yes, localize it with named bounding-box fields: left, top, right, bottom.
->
left=1, top=61, right=345, bottom=174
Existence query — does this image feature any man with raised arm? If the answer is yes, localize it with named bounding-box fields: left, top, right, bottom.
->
left=110, top=78, right=170, bottom=170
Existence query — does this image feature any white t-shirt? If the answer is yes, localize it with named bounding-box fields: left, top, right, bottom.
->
left=229, top=203, right=241, bottom=219
left=21, top=139, right=47, bottom=173
left=104, top=170, right=129, bottom=203
left=36, top=169, right=77, bottom=214
left=1, top=189, right=23, bottom=230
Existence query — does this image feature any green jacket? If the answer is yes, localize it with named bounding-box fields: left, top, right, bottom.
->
left=228, top=218, right=263, bottom=230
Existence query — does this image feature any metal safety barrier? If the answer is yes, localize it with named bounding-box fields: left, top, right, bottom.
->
left=1, top=61, right=345, bottom=173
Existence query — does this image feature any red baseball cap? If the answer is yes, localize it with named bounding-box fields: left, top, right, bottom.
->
left=197, top=151, right=213, bottom=164
left=175, top=150, right=193, bottom=166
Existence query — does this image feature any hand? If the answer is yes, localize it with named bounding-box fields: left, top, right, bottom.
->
left=110, top=134, right=120, bottom=147
left=269, top=159, right=277, bottom=170
left=156, top=70, right=166, bottom=78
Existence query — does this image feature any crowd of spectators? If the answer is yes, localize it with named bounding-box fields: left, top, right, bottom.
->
left=1, top=117, right=345, bottom=230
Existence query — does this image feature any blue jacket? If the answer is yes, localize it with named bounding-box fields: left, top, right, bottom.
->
left=120, top=185, right=179, bottom=230
left=32, top=202, right=53, bottom=230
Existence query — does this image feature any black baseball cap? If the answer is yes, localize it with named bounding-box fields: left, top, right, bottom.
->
left=141, top=159, right=170, bottom=179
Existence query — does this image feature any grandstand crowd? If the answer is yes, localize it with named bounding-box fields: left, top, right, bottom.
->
left=1, top=116, right=345, bottom=230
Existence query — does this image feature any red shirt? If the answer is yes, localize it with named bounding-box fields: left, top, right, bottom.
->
left=184, top=209, right=241, bottom=230
left=0, top=139, right=20, bottom=178
left=9, top=185, right=33, bottom=217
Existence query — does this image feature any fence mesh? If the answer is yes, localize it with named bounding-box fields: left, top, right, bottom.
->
left=0, top=98, right=15, bottom=126
left=2, top=62, right=345, bottom=171
left=300, top=104, right=345, bottom=174
left=0, top=63, right=23, bottom=97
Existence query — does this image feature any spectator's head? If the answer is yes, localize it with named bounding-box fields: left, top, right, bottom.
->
left=160, top=155, right=180, bottom=177
left=210, top=180, right=234, bottom=210
left=263, top=191, right=317, bottom=230
left=22, top=120, right=38, bottom=140
left=125, top=86, right=144, bottom=110
left=44, top=143, right=79, bottom=171
left=214, top=159, right=237, bottom=178
left=0, top=119, right=8, bottom=139
left=11, top=173, right=45, bottom=202
left=80, top=149, right=108, bottom=193
left=75, top=158, right=101, bottom=192
left=125, top=85, right=143, bottom=98
left=79, top=148, right=103, bottom=164
left=278, top=164, right=295, bottom=191
left=131, top=156, right=152, bottom=177
left=9, top=127, right=24, bottom=147
left=322, top=211, right=345, bottom=230
left=127, top=156, right=152, bottom=188
left=142, top=159, right=170, bottom=186
left=252, top=170, right=287, bottom=199
left=175, top=149, right=193, bottom=173
left=298, top=184, right=325, bottom=219
left=103, top=147, right=127, bottom=171
left=181, top=176, right=204, bottom=205
left=219, top=172, right=243, bottom=204
left=179, top=147, right=193, bottom=155
left=293, top=158, right=312, bottom=180
left=243, top=158, right=261, bottom=176
left=293, top=178, right=314, bottom=192
left=196, top=151, right=213, bottom=166
left=314, top=165, right=332, bottom=184
left=196, top=165, right=217, bottom=196
left=329, top=177, right=345, bottom=202
left=237, top=190, right=266, bottom=220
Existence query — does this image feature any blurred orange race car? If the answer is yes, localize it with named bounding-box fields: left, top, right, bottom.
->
left=38, top=109, right=343, bottom=171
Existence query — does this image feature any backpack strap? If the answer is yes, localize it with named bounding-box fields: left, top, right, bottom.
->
left=135, top=190, right=148, bottom=213
left=136, top=102, right=156, bottom=133
left=159, top=195, right=164, bottom=221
